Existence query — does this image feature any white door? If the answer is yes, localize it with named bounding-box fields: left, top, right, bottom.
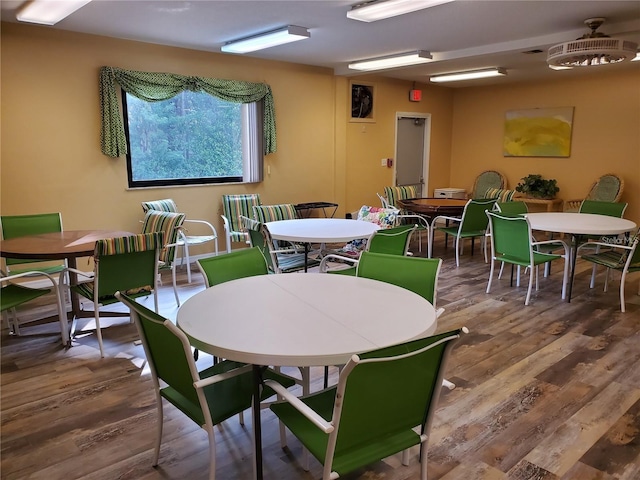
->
left=395, top=113, right=430, bottom=196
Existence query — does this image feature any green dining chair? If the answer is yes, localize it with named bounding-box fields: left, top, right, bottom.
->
left=62, top=232, right=163, bottom=357
left=1, top=270, right=68, bottom=345
left=431, top=198, right=497, bottom=266
left=0, top=213, right=67, bottom=277
left=319, top=224, right=416, bottom=275
left=265, top=328, right=467, bottom=480
left=581, top=233, right=640, bottom=312
left=495, top=201, right=528, bottom=215
left=114, top=291, right=296, bottom=480
left=578, top=200, right=628, bottom=218
left=197, top=247, right=268, bottom=287
left=486, top=211, right=569, bottom=305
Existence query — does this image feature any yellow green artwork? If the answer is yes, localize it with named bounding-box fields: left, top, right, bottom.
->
left=503, top=107, right=574, bottom=157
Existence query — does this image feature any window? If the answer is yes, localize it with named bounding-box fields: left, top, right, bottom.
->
left=122, top=90, right=263, bottom=187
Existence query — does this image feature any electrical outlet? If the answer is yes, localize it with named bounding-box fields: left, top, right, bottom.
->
left=381, top=158, right=387, bottom=167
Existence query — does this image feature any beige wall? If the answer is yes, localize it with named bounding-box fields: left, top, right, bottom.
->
left=2, top=22, right=638, bottom=256
left=1, top=23, right=453, bottom=253
left=450, top=69, right=640, bottom=221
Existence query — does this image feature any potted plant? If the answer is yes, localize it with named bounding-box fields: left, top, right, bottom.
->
left=515, top=174, right=559, bottom=199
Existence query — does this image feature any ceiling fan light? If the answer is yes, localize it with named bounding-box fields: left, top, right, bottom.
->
left=17, top=0, right=92, bottom=25
left=430, top=68, right=507, bottom=83
left=221, top=25, right=310, bottom=54
left=347, top=0, right=455, bottom=22
left=547, top=18, right=638, bottom=68
left=348, top=50, right=432, bottom=71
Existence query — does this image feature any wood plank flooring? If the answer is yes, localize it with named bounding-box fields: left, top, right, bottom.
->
left=2, top=236, right=639, bottom=480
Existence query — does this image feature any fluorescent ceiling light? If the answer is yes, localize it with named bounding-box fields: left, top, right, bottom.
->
left=347, top=0, right=455, bottom=22
left=17, top=0, right=92, bottom=25
left=349, top=50, right=433, bottom=71
left=632, top=52, right=640, bottom=61
left=221, top=25, right=310, bottom=54
left=430, top=68, right=507, bottom=83
left=549, top=64, right=573, bottom=71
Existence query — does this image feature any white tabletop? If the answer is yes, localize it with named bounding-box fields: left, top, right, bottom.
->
left=525, top=212, right=637, bottom=236
left=265, top=218, right=379, bottom=243
left=177, top=273, right=436, bottom=367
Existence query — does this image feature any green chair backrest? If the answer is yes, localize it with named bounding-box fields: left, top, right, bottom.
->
left=116, top=292, right=206, bottom=422
left=252, top=204, right=298, bottom=223
left=579, top=200, right=627, bottom=218
left=197, top=247, right=268, bottom=287
left=1, top=213, right=63, bottom=269
left=366, top=224, right=416, bottom=256
left=383, top=185, right=419, bottom=209
left=327, top=329, right=463, bottom=475
left=458, top=198, right=496, bottom=233
left=141, top=198, right=178, bottom=213
left=93, top=233, right=162, bottom=299
left=222, top=194, right=262, bottom=234
left=356, top=251, right=442, bottom=305
left=586, top=174, right=622, bottom=202
left=141, top=210, right=185, bottom=264
left=472, top=170, right=505, bottom=198
left=240, top=216, right=276, bottom=272
left=495, top=201, right=528, bottom=215
left=486, top=211, right=532, bottom=264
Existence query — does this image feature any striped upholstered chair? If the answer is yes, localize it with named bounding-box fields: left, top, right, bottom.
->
left=141, top=210, right=186, bottom=307
left=220, top=194, right=262, bottom=253
left=252, top=203, right=298, bottom=223
left=382, top=185, right=420, bottom=210
left=141, top=198, right=218, bottom=283
left=60, top=232, right=163, bottom=357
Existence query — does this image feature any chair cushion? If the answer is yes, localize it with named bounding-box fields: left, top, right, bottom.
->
left=222, top=194, right=262, bottom=234
left=341, top=206, right=398, bottom=254
left=484, top=188, right=516, bottom=202
left=252, top=204, right=298, bottom=223
left=383, top=186, right=418, bottom=209
left=141, top=211, right=186, bottom=264
left=95, top=233, right=163, bottom=256
left=141, top=198, right=178, bottom=213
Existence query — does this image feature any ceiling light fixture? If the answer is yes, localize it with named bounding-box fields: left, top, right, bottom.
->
left=17, top=0, right=92, bottom=25
left=430, top=68, right=507, bottom=83
left=221, top=25, right=310, bottom=54
left=632, top=52, right=640, bottom=62
left=347, top=0, right=455, bottom=22
left=349, top=50, right=433, bottom=71
left=547, top=18, right=638, bottom=68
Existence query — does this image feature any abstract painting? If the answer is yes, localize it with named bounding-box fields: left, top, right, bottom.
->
left=503, top=107, right=574, bottom=157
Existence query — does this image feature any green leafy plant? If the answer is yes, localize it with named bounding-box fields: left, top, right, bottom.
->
left=515, top=174, right=559, bottom=199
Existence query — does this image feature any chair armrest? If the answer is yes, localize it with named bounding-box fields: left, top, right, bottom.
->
left=319, top=254, right=359, bottom=273
left=184, top=218, right=218, bottom=237
left=396, top=214, right=429, bottom=229
left=432, top=215, right=461, bottom=226
left=264, top=379, right=334, bottom=433
left=194, top=364, right=253, bottom=389
left=577, top=240, right=633, bottom=252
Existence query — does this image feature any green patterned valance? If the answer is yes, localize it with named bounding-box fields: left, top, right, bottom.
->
left=99, top=66, right=277, bottom=158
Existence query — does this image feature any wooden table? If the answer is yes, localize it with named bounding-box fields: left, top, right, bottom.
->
left=518, top=197, right=563, bottom=212
left=525, top=213, right=636, bottom=302
left=397, top=197, right=467, bottom=219
left=177, top=273, right=437, bottom=480
left=0, top=230, right=133, bottom=341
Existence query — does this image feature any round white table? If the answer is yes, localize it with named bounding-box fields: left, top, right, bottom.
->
left=177, top=273, right=436, bottom=480
left=525, top=212, right=637, bottom=301
left=265, top=218, right=380, bottom=271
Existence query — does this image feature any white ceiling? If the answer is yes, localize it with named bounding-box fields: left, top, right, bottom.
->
left=2, top=0, right=640, bottom=87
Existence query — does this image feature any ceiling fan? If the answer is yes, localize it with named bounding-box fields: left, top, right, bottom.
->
left=547, top=17, right=638, bottom=68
